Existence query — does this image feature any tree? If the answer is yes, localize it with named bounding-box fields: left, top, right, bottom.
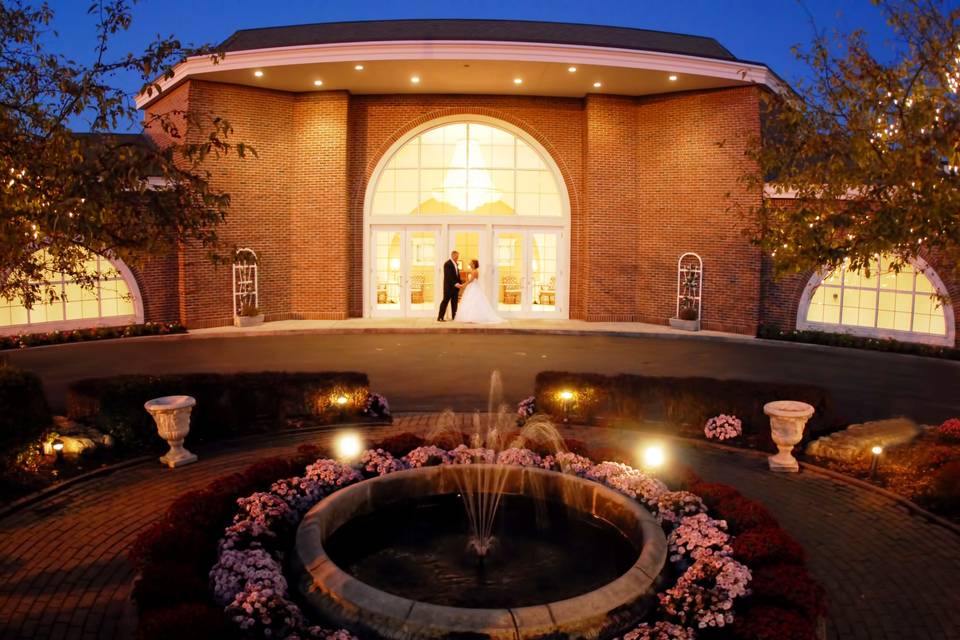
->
left=0, top=0, right=250, bottom=307
left=744, top=0, right=960, bottom=278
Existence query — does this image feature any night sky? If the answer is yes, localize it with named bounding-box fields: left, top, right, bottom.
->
left=38, top=0, right=939, bottom=131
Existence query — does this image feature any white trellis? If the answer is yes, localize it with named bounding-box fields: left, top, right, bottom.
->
left=675, top=252, right=703, bottom=320
left=232, top=248, right=259, bottom=318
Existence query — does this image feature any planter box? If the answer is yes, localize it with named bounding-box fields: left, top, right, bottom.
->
left=234, top=314, right=264, bottom=328
left=669, top=317, right=700, bottom=331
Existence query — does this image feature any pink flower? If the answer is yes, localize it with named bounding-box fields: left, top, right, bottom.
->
left=704, top=414, right=743, bottom=441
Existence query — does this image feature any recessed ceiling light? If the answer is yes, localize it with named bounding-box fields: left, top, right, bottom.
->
left=354, top=64, right=364, bottom=71
left=253, top=70, right=264, bottom=78
left=568, top=66, right=577, bottom=73
left=513, top=77, right=523, bottom=85
left=313, top=80, right=324, bottom=87
left=668, top=74, right=678, bottom=81
left=593, top=81, right=602, bottom=88
left=411, top=75, right=421, bottom=84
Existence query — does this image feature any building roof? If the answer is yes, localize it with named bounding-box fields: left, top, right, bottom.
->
left=218, top=19, right=739, bottom=62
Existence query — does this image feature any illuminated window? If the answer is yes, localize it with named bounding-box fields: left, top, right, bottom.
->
left=370, top=122, right=562, bottom=217
left=0, top=250, right=142, bottom=333
left=799, top=255, right=953, bottom=345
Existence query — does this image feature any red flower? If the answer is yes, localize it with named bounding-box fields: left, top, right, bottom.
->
left=751, top=563, right=827, bottom=618
left=732, top=526, right=806, bottom=567
left=732, top=605, right=819, bottom=640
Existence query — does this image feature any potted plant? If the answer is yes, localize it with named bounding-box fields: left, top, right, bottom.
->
left=669, top=298, right=701, bottom=331
left=234, top=303, right=264, bottom=327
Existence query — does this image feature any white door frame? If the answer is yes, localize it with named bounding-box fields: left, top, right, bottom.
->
left=369, top=226, right=441, bottom=318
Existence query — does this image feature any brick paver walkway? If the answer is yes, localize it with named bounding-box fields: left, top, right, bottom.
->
left=1, top=416, right=958, bottom=640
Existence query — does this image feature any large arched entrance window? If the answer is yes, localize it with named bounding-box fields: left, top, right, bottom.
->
left=363, top=117, right=570, bottom=319
left=0, top=249, right=144, bottom=335
left=797, top=254, right=955, bottom=346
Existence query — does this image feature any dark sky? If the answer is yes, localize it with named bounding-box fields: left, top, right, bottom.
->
left=41, top=0, right=926, bottom=131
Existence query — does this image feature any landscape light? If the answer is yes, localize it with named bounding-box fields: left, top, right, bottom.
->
left=559, top=390, right=574, bottom=401
left=336, top=395, right=349, bottom=406
left=313, top=80, right=324, bottom=87
left=642, top=444, right=666, bottom=470
left=52, top=438, right=64, bottom=464
left=334, top=432, right=362, bottom=461
left=869, top=445, right=883, bottom=480
left=668, top=74, right=678, bottom=81
left=253, top=70, right=264, bottom=78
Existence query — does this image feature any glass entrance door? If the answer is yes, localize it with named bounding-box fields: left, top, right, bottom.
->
left=370, top=227, right=440, bottom=317
left=493, top=228, right=564, bottom=317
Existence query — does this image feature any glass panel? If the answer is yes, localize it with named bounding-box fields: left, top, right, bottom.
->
left=369, top=122, right=562, bottom=217
left=408, top=231, right=437, bottom=311
left=374, top=231, right=402, bottom=311
left=531, top=232, right=559, bottom=313
left=496, top=232, right=524, bottom=312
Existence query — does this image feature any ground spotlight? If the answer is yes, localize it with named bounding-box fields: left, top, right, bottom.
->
left=336, top=395, right=349, bottom=406
left=869, top=445, right=883, bottom=480
left=52, top=438, right=64, bottom=464
left=641, top=443, right=666, bottom=470
left=334, top=431, right=363, bottom=461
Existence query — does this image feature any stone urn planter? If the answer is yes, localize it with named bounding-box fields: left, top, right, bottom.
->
left=234, top=313, right=264, bottom=327
left=764, top=400, right=815, bottom=473
left=144, top=395, right=198, bottom=468
left=668, top=317, right=700, bottom=331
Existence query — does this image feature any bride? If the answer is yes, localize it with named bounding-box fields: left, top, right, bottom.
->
left=455, top=259, right=504, bottom=324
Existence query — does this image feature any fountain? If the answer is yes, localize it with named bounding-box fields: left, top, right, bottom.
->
left=293, top=371, right=667, bottom=639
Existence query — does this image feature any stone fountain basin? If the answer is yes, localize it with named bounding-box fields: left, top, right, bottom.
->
left=293, top=464, right=667, bottom=640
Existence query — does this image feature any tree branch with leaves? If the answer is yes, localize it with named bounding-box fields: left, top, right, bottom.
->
left=743, top=0, right=960, bottom=279
left=0, top=0, right=252, bottom=308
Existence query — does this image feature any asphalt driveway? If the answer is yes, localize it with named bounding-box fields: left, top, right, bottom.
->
left=6, top=332, right=958, bottom=424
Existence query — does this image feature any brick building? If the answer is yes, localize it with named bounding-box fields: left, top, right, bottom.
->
left=3, top=20, right=955, bottom=346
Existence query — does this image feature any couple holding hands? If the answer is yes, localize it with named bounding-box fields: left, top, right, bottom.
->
left=437, top=250, right=503, bottom=324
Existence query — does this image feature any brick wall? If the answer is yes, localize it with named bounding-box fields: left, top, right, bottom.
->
left=140, top=82, right=770, bottom=335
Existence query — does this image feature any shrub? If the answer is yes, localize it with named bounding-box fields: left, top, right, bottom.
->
left=732, top=526, right=806, bottom=567
left=132, top=562, right=211, bottom=612
left=750, top=563, right=827, bottom=619
left=0, top=365, right=51, bottom=449
left=0, top=322, right=186, bottom=352
left=373, top=432, right=425, bottom=457
left=533, top=372, right=838, bottom=439
left=136, top=602, right=230, bottom=640
left=731, top=605, right=818, bottom=640
left=66, top=371, right=369, bottom=451
left=713, top=496, right=778, bottom=534
left=757, top=324, right=960, bottom=361
left=919, top=460, right=960, bottom=516
left=937, top=418, right=960, bottom=443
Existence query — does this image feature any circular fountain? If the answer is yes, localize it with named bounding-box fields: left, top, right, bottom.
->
left=293, top=464, right=667, bottom=640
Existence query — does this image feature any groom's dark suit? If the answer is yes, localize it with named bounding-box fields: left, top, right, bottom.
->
left=438, top=259, right=461, bottom=320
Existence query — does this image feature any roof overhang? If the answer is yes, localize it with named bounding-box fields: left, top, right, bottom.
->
left=136, top=39, right=786, bottom=109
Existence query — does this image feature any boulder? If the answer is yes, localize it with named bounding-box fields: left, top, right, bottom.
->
left=805, top=417, right=921, bottom=463
left=43, top=416, right=115, bottom=457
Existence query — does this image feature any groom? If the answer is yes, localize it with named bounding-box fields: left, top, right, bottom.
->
left=437, top=250, right=463, bottom=321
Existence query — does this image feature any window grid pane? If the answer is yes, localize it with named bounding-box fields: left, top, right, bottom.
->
left=805, top=255, right=947, bottom=339
left=371, top=122, right=562, bottom=217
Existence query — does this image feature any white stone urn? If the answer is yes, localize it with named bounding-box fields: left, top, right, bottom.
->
left=144, top=395, right=198, bottom=468
left=764, top=400, right=815, bottom=473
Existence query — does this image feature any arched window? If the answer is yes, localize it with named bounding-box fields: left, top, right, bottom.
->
left=369, top=122, right=563, bottom=217
left=797, top=254, right=954, bottom=346
left=0, top=249, right=143, bottom=334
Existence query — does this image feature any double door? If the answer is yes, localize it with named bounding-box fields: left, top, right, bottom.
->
left=369, top=225, right=564, bottom=318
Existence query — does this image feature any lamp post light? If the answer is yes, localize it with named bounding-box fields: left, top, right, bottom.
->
left=869, top=445, right=883, bottom=480
left=558, top=390, right=574, bottom=423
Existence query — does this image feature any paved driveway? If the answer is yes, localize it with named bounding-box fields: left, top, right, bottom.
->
left=6, top=332, right=959, bottom=423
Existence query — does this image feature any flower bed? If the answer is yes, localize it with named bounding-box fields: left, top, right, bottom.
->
left=806, top=419, right=960, bottom=520
left=0, top=321, right=186, bottom=351
left=757, top=324, right=960, bottom=361
left=533, top=372, right=839, bottom=448
left=131, top=433, right=825, bottom=640
left=66, top=372, right=385, bottom=451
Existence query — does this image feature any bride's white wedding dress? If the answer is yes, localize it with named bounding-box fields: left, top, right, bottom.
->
left=455, top=275, right=504, bottom=324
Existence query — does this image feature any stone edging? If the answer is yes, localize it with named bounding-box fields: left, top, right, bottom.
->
left=294, top=464, right=666, bottom=640
left=670, top=435, right=960, bottom=538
